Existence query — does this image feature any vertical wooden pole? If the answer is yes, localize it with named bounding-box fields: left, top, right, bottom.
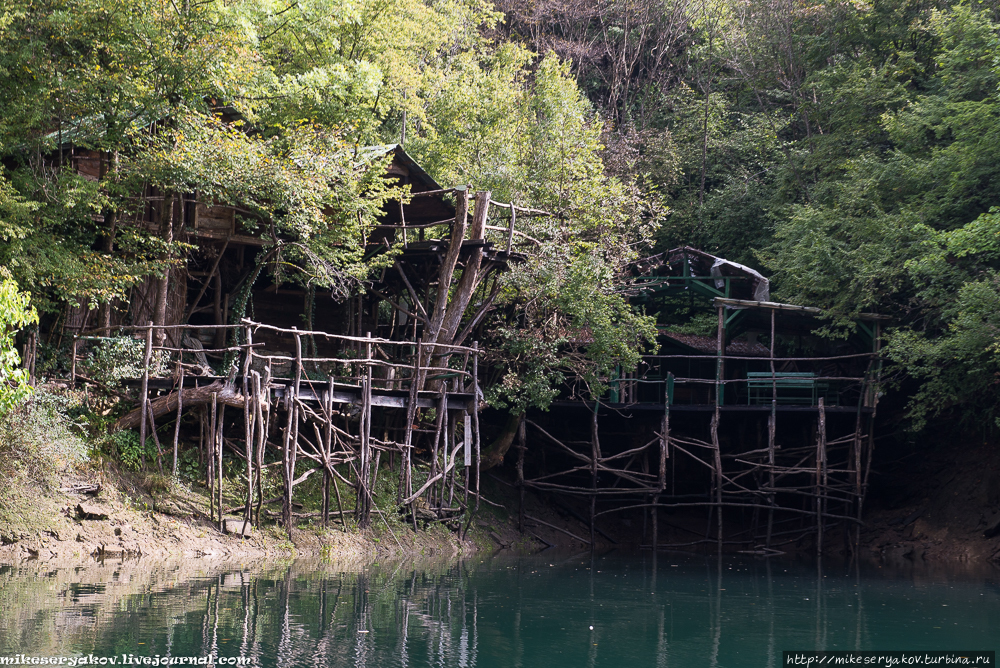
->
left=428, top=386, right=443, bottom=507
left=766, top=308, right=777, bottom=549
left=715, top=305, right=725, bottom=407
left=463, top=409, right=472, bottom=506
left=472, top=342, right=481, bottom=512
left=146, top=400, right=165, bottom=474
left=516, top=417, right=526, bottom=534
left=401, top=342, right=420, bottom=505
left=173, top=363, right=184, bottom=477
left=714, top=305, right=725, bottom=549
left=659, top=392, right=669, bottom=491
left=199, top=405, right=205, bottom=468
left=252, top=371, right=265, bottom=526
left=210, top=391, right=218, bottom=523
left=140, top=321, right=153, bottom=470
left=323, top=376, right=334, bottom=528
left=242, top=325, right=253, bottom=526
left=71, top=337, right=78, bottom=388
left=282, top=397, right=294, bottom=536
left=817, top=397, right=827, bottom=556
left=711, top=407, right=723, bottom=549
left=447, top=409, right=458, bottom=508
left=853, top=405, right=864, bottom=552
left=358, top=333, right=373, bottom=528
left=218, top=404, right=225, bottom=532
left=590, top=407, right=599, bottom=547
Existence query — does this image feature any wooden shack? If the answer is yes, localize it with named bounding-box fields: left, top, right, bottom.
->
left=512, top=247, right=885, bottom=554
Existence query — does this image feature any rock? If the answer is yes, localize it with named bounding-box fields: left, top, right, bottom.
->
left=153, top=498, right=187, bottom=517
left=984, top=518, right=1000, bottom=539
left=223, top=518, right=254, bottom=538
left=76, top=503, right=109, bottom=520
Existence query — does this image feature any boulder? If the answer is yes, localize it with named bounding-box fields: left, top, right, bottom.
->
left=76, top=503, right=109, bottom=520
left=223, top=517, right=254, bottom=538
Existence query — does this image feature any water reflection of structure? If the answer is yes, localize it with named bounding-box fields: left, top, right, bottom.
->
left=4, top=557, right=999, bottom=666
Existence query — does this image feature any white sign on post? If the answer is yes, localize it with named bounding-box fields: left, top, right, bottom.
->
left=463, top=413, right=472, bottom=467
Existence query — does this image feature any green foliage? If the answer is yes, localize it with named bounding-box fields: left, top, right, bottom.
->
left=486, top=245, right=658, bottom=412
left=0, top=274, right=38, bottom=414
left=101, top=429, right=153, bottom=471
left=0, top=390, right=87, bottom=483
left=81, top=335, right=147, bottom=389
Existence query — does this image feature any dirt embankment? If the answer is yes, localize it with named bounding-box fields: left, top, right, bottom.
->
left=0, top=467, right=506, bottom=565
left=855, top=433, right=1000, bottom=565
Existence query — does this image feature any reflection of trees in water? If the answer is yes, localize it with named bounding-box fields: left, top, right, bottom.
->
left=6, top=556, right=997, bottom=665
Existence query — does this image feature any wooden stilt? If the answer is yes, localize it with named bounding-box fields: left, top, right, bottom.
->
left=146, top=401, right=165, bottom=474
left=173, top=363, right=184, bottom=477
left=217, top=403, right=225, bottom=532
left=711, top=407, right=723, bottom=549
left=358, top=334, right=373, bottom=527
left=243, top=326, right=254, bottom=526
left=766, top=309, right=777, bottom=549
left=713, top=305, right=725, bottom=550
left=472, top=342, right=481, bottom=512
left=590, top=407, right=599, bottom=546
left=817, top=398, right=827, bottom=556
left=210, top=391, right=217, bottom=523
left=140, top=322, right=153, bottom=470
left=517, top=417, right=526, bottom=534
left=71, top=337, right=78, bottom=388
left=401, top=342, right=420, bottom=513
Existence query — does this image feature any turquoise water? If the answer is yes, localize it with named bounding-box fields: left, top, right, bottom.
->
left=0, top=553, right=997, bottom=667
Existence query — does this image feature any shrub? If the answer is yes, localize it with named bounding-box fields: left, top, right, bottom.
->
left=0, top=275, right=37, bottom=414
left=0, top=390, right=87, bottom=483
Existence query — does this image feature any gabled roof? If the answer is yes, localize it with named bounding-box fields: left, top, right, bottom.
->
left=628, top=246, right=771, bottom=302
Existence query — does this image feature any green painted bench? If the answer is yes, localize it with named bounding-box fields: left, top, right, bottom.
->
left=747, top=371, right=827, bottom=405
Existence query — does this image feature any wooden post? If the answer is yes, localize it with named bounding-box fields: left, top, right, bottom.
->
left=402, top=342, right=420, bottom=529
left=71, top=337, right=78, bottom=388
left=590, top=407, right=600, bottom=546
left=713, top=305, right=725, bottom=549
left=716, top=305, right=725, bottom=406
left=146, top=400, right=165, bottom=474
left=242, top=376, right=253, bottom=526
left=210, top=391, right=218, bottom=522
left=242, top=326, right=254, bottom=525
left=659, top=390, right=669, bottom=490
left=218, top=403, right=225, bottom=532
left=323, top=376, right=335, bottom=528
left=711, top=406, right=723, bottom=549
left=140, top=321, right=153, bottom=470
left=472, top=342, right=481, bottom=512
left=357, top=333, right=373, bottom=528
left=766, top=309, right=777, bottom=549
left=282, top=397, right=295, bottom=536
left=173, top=363, right=184, bottom=477
left=251, top=371, right=264, bottom=526
left=517, top=417, right=526, bottom=534
left=817, top=397, right=827, bottom=556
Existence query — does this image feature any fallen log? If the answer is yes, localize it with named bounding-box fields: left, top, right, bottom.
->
left=114, top=381, right=245, bottom=431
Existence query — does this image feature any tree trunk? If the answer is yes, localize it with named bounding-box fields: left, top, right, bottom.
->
left=114, top=381, right=244, bottom=431
left=480, top=412, right=523, bottom=471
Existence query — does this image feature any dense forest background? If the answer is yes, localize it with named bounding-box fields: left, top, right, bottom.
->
left=3, top=0, right=1000, bottom=433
